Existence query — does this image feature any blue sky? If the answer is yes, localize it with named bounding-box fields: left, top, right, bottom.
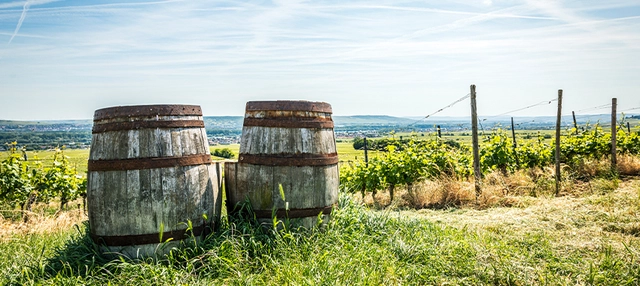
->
left=1, top=0, right=639, bottom=120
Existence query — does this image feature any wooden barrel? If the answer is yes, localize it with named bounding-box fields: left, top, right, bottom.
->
left=225, top=101, right=339, bottom=228
left=87, top=104, right=221, bottom=258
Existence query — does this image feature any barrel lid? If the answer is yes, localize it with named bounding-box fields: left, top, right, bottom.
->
left=94, top=105, right=202, bottom=120
left=245, top=101, right=332, bottom=114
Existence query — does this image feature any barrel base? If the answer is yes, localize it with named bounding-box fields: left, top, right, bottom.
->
left=98, top=237, right=202, bottom=260
left=255, top=214, right=331, bottom=230
left=225, top=161, right=339, bottom=230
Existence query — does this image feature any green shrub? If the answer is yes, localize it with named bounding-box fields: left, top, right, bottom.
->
left=212, top=148, right=235, bottom=159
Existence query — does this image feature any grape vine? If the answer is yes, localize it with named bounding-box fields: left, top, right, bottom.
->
left=0, top=142, right=86, bottom=221
left=340, top=126, right=640, bottom=203
left=341, top=137, right=472, bottom=201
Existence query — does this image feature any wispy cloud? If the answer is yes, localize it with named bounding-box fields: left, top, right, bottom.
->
left=4, top=0, right=60, bottom=43
left=0, top=1, right=32, bottom=9
left=0, top=0, right=58, bottom=9
left=7, top=0, right=31, bottom=44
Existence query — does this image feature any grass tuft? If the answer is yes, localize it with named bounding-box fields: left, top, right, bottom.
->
left=618, top=154, right=640, bottom=176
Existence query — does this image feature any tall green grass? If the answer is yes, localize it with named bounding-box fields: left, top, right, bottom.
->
left=1, top=194, right=639, bottom=285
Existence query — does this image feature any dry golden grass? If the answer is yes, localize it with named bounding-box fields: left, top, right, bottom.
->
left=618, top=154, right=640, bottom=176
left=359, top=178, right=476, bottom=210
left=0, top=202, right=86, bottom=241
left=362, top=170, right=552, bottom=210
left=577, top=158, right=612, bottom=178
left=357, top=160, right=640, bottom=212
left=408, top=178, right=475, bottom=209
left=400, top=179, right=640, bottom=253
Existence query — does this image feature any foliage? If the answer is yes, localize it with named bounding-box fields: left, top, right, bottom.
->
left=480, top=130, right=516, bottom=173
left=341, top=138, right=472, bottom=202
left=0, top=143, right=35, bottom=211
left=560, top=125, right=611, bottom=165
left=558, top=125, right=640, bottom=175
left=211, top=148, right=235, bottom=159
left=618, top=129, right=640, bottom=155
left=352, top=136, right=408, bottom=151
left=340, top=160, right=385, bottom=199
left=480, top=130, right=553, bottom=173
left=342, top=126, right=640, bottom=202
left=0, top=142, right=86, bottom=216
left=352, top=136, right=365, bottom=150
left=515, top=137, right=554, bottom=169
left=43, top=150, right=85, bottom=210
left=0, top=131, right=91, bottom=150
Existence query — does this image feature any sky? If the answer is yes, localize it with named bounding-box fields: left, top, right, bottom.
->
left=1, top=0, right=639, bottom=120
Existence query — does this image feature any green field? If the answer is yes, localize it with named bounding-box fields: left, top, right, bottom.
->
left=210, top=144, right=240, bottom=161
left=0, top=148, right=90, bottom=174
left=0, top=142, right=370, bottom=174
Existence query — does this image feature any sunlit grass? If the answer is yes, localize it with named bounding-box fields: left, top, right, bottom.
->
left=0, top=148, right=90, bottom=174
left=210, top=144, right=240, bottom=161
left=1, top=188, right=639, bottom=285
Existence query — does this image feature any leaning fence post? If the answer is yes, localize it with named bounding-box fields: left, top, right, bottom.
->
left=555, top=90, right=563, bottom=196
left=511, top=117, right=519, bottom=166
left=364, top=137, right=369, bottom=167
left=470, top=85, right=481, bottom=199
left=572, top=111, right=578, bottom=134
left=611, top=98, right=617, bottom=172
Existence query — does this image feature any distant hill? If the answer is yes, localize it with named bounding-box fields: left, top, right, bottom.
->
left=203, top=116, right=243, bottom=131
left=0, top=119, right=92, bottom=131
left=202, top=115, right=418, bottom=127
left=3, top=113, right=637, bottom=151
left=333, top=115, right=415, bottom=125
left=0, top=119, right=92, bottom=127
left=1, top=113, right=637, bottom=132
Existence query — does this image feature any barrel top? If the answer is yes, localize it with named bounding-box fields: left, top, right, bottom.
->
left=245, top=101, right=332, bottom=114
left=94, top=105, right=203, bottom=120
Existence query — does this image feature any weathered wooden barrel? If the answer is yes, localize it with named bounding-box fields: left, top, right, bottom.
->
left=225, top=101, right=339, bottom=228
left=87, top=104, right=221, bottom=258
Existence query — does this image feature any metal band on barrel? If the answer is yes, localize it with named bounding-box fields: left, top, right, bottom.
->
left=245, top=101, right=332, bottom=113
left=238, top=153, right=338, bottom=166
left=243, top=118, right=334, bottom=129
left=94, top=105, right=203, bottom=120
left=253, top=205, right=334, bottom=219
left=92, top=120, right=205, bottom=133
left=88, top=154, right=212, bottom=172
left=90, top=223, right=209, bottom=246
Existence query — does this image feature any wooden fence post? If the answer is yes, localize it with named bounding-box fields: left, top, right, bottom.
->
left=470, top=85, right=481, bottom=198
left=511, top=117, right=519, bottom=166
left=216, top=162, right=223, bottom=193
left=572, top=111, right=578, bottom=134
left=364, top=137, right=369, bottom=167
left=628, top=122, right=631, bottom=134
left=437, top=125, right=442, bottom=139
left=612, top=98, right=617, bottom=172
left=555, top=90, right=563, bottom=196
